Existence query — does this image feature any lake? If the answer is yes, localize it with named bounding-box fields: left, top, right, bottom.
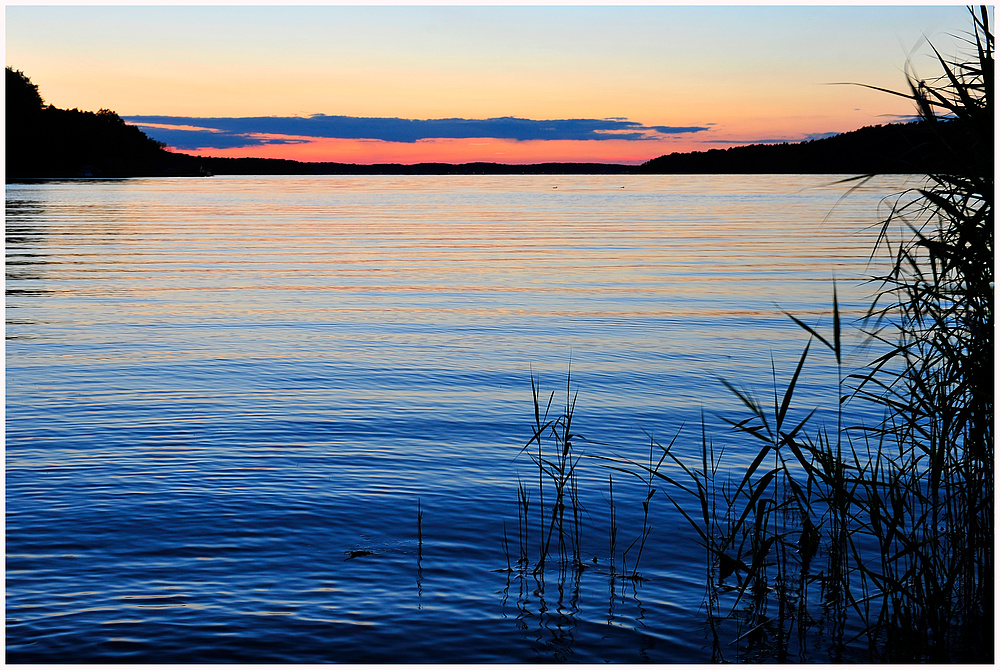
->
left=6, top=174, right=914, bottom=662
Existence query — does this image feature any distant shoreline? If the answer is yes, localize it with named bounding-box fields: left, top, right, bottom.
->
left=7, top=169, right=927, bottom=183
left=112, top=118, right=964, bottom=178
left=5, top=68, right=961, bottom=181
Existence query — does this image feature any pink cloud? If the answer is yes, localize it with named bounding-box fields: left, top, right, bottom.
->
left=170, top=133, right=737, bottom=165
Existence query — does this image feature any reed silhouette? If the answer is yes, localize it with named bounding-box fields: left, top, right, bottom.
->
left=513, top=7, right=992, bottom=662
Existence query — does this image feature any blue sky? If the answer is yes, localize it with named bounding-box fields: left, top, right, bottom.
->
left=6, top=4, right=978, bottom=163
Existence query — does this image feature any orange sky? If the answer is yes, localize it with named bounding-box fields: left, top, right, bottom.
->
left=6, top=5, right=977, bottom=164
left=172, top=135, right=722, bottom=165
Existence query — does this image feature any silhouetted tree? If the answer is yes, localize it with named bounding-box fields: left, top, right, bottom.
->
left=6, top=67, right=44, bottom=114
left=6, top=68, right=195, bottom=178
left=7, top=67, right=47, bottom=175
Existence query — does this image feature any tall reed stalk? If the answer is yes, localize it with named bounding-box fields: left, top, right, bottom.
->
left=666, top=9, right=993, bottom=660
left=518, top=368, right=587, bottom=574
left=848, top=8, right=993, bottom=658
left=509, top=9, right=991, bottom=661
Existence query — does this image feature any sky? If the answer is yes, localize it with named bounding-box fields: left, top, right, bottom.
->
left=5, top=4, right=981, bottom=165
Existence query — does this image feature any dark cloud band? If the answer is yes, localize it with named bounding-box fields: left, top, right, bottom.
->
left=125, top=114, right=710, bottom=150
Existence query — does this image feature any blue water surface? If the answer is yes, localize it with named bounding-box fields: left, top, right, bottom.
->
left=6, top=174, right=913, bottom=662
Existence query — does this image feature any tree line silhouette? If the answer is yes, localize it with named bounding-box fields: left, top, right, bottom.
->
left=6, top=67, right=211, bottom=178
left=637, top=121, right=977, bottom=174
left=5, top=67, right=971, bottom=179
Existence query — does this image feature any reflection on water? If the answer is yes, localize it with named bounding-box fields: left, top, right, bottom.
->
left=6, top=174, right=913, bottom=662
left=500, top=564, right=669, bottom=662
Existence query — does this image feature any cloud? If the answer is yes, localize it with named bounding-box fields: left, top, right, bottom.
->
left=125, top=114, right=710, bottom=150
left=649, top=125, right=717, bottom=134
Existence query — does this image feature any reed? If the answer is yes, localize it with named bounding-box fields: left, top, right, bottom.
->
left=417, top=497, right=424, bottom=590
left=509, top=11, right=990, bottom=660
left=528, top=367, right=555, bottom=567
left=613, top=433, right=671, bottom=580
left=517, top=478, right=530, bottom=567
left=661, top=9, right=993, bottom=660
left=417, top=498, right=423, bottom=547
left=847, top=8, right=992, bottom=659
left=516, top=367, right=587, bottom=575
left=608, top=474, right=617, bottom=576
left=514, top=367, right=659, bottom=581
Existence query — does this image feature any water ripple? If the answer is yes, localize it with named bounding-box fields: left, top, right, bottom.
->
left=6, top=174, right=912, bottom=662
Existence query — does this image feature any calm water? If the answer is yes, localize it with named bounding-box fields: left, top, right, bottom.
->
left=6, top=174, right=913, bottom=662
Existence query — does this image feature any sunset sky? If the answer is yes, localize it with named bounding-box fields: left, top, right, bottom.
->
left=5, top=4, right=978, bottom=164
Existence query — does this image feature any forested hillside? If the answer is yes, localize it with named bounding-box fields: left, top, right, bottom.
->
left=639, top=120, right=975, bottom=173
left=6, top=67, right=205, bottom=178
